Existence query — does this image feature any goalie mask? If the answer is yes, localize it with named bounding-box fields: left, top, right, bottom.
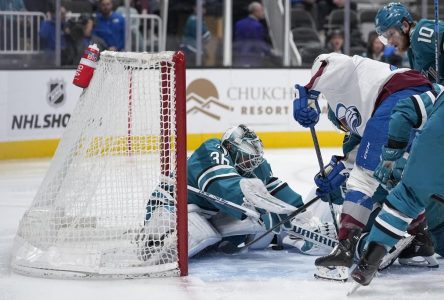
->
left=221, top=125, right=264, bottom=174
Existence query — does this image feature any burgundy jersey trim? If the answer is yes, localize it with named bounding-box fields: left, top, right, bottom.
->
left=372, top=70, right=432, bottom=116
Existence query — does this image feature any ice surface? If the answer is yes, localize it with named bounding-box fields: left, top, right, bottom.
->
left=1, top=149, right=443, bottom=300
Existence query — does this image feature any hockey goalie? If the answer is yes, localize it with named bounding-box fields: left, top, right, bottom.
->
left=143, top=124, right=337, bottom=258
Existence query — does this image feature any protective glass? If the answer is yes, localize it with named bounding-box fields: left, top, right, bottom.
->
left=378, top=28, right=400, bottom=46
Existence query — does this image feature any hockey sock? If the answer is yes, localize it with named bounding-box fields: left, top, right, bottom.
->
left=366, top=201, right=413, bottom=249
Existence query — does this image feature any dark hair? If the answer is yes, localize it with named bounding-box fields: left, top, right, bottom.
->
left=78, top=14, right=94, bottom=26
left=327, top=29, right=344, bottom=42
left=366, top=31, right=381, bottom=56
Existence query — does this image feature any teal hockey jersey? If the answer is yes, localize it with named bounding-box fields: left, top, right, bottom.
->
left=408, top=19, right=444, bottom=83
left=187, top=138, right=303, bottom=220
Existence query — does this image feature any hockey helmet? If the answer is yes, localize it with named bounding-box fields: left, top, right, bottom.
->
left=375, top=2, right=413, bottom=40
left=221, top=124, right=264, bottom=174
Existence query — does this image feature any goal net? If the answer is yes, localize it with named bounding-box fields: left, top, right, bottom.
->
left=10, top=51, right=188, bottom=278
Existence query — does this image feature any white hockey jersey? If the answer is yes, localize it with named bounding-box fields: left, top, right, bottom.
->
left=306, top=53, right=411, bottom=136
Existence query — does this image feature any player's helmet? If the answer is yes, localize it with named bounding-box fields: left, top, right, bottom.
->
left=221, top=125, right=264, bottom=174
left=375, top=2, right=413, bottom=36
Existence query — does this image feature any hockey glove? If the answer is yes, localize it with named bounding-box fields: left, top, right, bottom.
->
left=374, top=146, right=406, bottom=189
left=293, top=84, right=320, bottom=128
left=314, top=155, right=349, bottom=201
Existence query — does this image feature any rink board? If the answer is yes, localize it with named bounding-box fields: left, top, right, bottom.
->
left=0, top=69, right=343, bottom=159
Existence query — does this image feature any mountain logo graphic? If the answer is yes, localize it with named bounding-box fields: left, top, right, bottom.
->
left=186, top=78, right=233, bottom=120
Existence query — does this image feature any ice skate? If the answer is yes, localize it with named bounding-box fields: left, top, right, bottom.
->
left=351, top=242, right=387, bottom=286
left=398, top=224, right=439, bottom=268
left=314, top=228, right=361, bottom=281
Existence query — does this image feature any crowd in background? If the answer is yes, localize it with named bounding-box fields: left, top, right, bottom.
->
left=0, top=0, right=416, bottom=68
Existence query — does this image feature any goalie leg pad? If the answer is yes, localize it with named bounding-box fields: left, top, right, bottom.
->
left=210, top=213, right=265, bottom=237
left=188, top=204, right=222, bottom=258
left=137, top=206, right=177, bottom=263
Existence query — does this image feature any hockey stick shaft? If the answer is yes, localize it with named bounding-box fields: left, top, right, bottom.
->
left=187, top=185, right=261, bottom=219
left=238, top=195, right=321, bottom=249
left=309, top=126, right=340, bottom=233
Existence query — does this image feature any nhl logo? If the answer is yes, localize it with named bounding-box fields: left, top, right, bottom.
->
left=47, top=79, right=65, bottom=108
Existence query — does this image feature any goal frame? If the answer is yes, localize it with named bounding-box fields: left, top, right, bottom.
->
left=171, top=51, right=188, bottom=276
left=10, top=51, right=189, bottom=278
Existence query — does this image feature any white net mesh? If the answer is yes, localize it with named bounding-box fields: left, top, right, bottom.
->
left=11, top=51, right=184, bottom=278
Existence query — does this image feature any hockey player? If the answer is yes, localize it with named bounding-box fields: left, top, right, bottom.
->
left=145, top=124, right=335, bottom=259
left=375, top=2, right=444, bottom=83
left=351, top=83, right=444, bottom=287
left=373, top=1, right=444, bottom=268
left=292, top=53, right=433, bottom=280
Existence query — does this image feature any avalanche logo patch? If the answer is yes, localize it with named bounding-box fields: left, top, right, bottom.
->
left=336, top=103, right=362, bottom=135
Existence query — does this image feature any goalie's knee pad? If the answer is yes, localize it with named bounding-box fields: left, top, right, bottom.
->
left=210, top=213, right=265, bottom=237
left=248, top=232, right=274, bottom=250
left=188, top=204, right=222, bottom=258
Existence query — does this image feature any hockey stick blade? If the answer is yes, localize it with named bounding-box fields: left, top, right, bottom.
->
left=289, top=224, right=338, bottom=250
left=236, top=195, right=321, bottom=251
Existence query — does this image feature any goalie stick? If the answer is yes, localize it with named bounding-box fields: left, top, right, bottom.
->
left=187, top=185, right=261, bottom=219
left=189, top=186, right=333, bottom=252
left=232, top=195, right=322, bottom=252
left=289, top=223, right=338, bottom=250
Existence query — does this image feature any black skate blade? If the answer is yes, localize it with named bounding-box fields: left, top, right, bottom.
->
left=314, top=266, right=349, bottom=282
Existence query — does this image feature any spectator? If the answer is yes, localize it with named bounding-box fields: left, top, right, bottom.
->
left=363, top=31, right=385, bottom=61
left=233, top=1, right=276, bottom=67
left=64, top=15, right=108, bottom=65
left=39, top=5, right=67, bottom=51
left=116, top=0, right=145, bottom=51
left=325, top=29, right=343, bottom=53
left=180, top=2, right=211, bottom=66
left=93, top=0, right=125, bottom=51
